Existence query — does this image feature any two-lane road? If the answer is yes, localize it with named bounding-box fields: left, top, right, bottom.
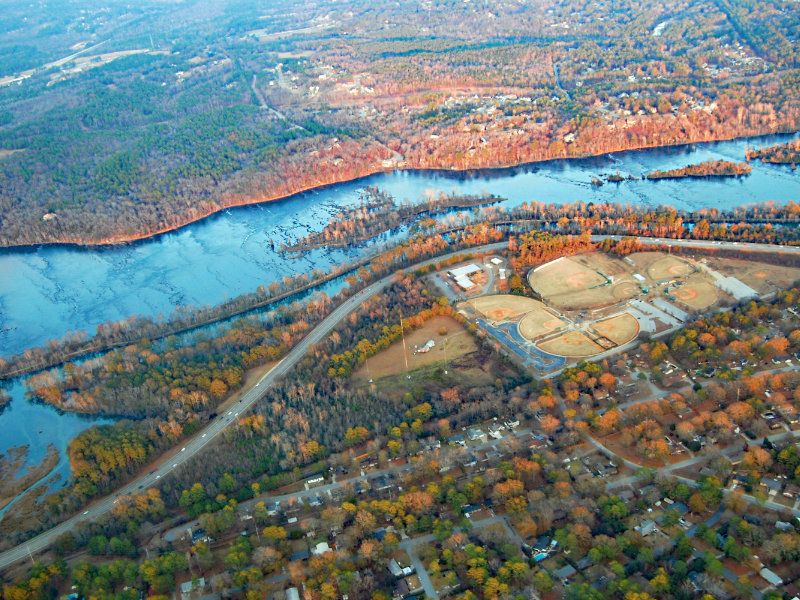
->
left=0, top=243, right=506, bottom=570
left=0, top=236, right=795, bottom=569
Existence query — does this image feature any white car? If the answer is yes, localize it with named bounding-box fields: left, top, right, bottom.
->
left=181, top=447, right=186, bottom=452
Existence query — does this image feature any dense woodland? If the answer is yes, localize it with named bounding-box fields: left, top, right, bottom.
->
left=746, top=138, right=800, bottom=164
left=0, top=0, right=799, bottom=245
left=6, top=201, right=800, bottom=382
left=280, top=188, right=501, bottom=253
left=644, top=159, right=752, bottom=180
left=6, top=279, right=800, bottom=599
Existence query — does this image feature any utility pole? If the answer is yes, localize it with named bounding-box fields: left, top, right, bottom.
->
left=400, top=315, right=410, bottom=377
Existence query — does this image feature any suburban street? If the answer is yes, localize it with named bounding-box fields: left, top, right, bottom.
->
left=0, top=243, right=506, bottom=570
left=0, top=235, right=797, bottom=569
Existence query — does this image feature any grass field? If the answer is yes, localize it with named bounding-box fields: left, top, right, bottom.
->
left=467, top=295, right=544, bottom=322
left=519, top=307, right=568, bottom=340
left=591, top=313, right=639, bottom=346
left=353, top=316, right=477, bottom=380
left=538, top=330, right=605, bottom=357
left=671, top=275, right=718, bottom=310
left=709, top=258, right=800, bottom=295
left=629, top=252, right=692, bottom=281
left=530, top=256, right=607, bottom=297
left=529, top=254, right=638, bottom=310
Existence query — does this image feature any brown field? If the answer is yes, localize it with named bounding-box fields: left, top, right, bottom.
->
left=353, top=316, right=477, bottom=380
left=538, top=330, right=605, bottom=357
left=708, top=257, right=800, bottom=294
left=466, top=294, right=546, bottom=321
left=671, top=275, right=719, bottom=310
left=529, top=256, right=607, bottom=297
left=629, top=252, right=693, bottom=281
left=529, top=254, right=638, bottom=310
left=519, top=307, right=569, bottom=340
left=591, top=313, right=640, bottom=346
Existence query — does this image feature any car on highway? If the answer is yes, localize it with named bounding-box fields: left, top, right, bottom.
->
left=83, top=510, right=89, bottom=515
left=227, top=411, right=232, bottom=415
left=181, top=447, right=186, bottom=452
left=172, top=463, right=177, bottom=468
left=202, top=433, right=206, bottom=437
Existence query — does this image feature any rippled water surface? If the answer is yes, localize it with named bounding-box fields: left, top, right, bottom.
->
left=0, top=134, right=799, bottom=479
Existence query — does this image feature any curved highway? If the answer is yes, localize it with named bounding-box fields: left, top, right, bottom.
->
left=0, top=242, right=507, bottom=570
left=0, top=235, right=796, bottom=569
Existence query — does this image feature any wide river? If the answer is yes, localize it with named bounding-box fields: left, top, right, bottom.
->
left=0, top=133, right=799, bottom=493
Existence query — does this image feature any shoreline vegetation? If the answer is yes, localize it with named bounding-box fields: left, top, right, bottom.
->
left=746, top=138, right=800, bottom=165
left=0, top=132, right=796, bottom=250
left=6, top=198, right=800, bottom=381
left=279, top=187, right=501, bottom=253
left=644, top=158, right=753, bottom=180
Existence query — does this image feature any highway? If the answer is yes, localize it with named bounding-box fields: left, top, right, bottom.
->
left=0, top=235, right=795, bottom=569
left=0, top=242, right=506, bottom=570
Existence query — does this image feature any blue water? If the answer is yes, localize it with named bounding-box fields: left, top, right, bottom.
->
left=0, top=133, right=798, bottom=492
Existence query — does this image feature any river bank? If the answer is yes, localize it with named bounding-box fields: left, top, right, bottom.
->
left=2, top=131, right=799, bottom=251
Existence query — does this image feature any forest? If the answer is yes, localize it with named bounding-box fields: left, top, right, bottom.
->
left=746, top=138, right=800, bottom=164
left=6, top=199, right=800, bottom=384
left=0, top=0, right=799, bottom=246
left=644, top=159, right=752, bottom=180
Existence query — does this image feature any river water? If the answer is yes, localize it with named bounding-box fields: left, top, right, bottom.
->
left=0, top=133, right=799, bottom=488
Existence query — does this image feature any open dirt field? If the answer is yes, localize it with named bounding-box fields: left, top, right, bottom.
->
left=529, top=254, right=638, bottom=310
left=670, top=275, right=719, bottom=311
left=538, top=330, right=605, bottom=357
left=629, top=252, right=693, bottom=281
left=530, top=256, right=607, bottom=297
left=591, top=313, right=640, bottom=346
left=353, top=316, right=477, bottom=380
left=467, top=294, right=545, bottom=321
left=707, top=257, right=800, bottom=295
left=519, top=307, right=568, bottom=340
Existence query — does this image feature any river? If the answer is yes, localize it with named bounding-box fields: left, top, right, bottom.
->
left=0, top=133, right=799, bottom=488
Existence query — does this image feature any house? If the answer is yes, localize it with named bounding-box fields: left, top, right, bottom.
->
left=312, top=542, right=333, bottom=556
left=760, top=567, right=783, bottom=587
left=180, top=578, right=205, bottom=600
left=534, top=536, right=553, bottom=553
left=463, top=504, right=482, bottom=518
left=190, top=528, right=210, bottom=544
left=285, top=588, right=301, bottom=600
left=403, top=574, right=424, bottom=596
left=554, top=564, right=577, bottom=583
left=634, top=519, right=658, bottom=537
left=447, top=434, right=466, bottom=447
left=463, top=454, right=478, bottom=468
left=393, top=578, right=410, bottom=600
left=617, top=489, right=635, bottom=503
left=388, top=558, right=415, bottom=578
left=290, top=549, right=310, bottom=562
left=415, top=340, right=435, bottom=354
left=776, top=521, right=794, bottom=532
left=468, top=428, right=487, bottom=443
left=761, top=477, right=782, bottom=496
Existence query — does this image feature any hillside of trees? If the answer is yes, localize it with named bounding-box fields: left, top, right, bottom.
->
left=0, top=0, right=798, bottom=246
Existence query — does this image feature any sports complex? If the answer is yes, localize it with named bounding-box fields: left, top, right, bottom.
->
left=455, top=250, right=766, bottom=373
